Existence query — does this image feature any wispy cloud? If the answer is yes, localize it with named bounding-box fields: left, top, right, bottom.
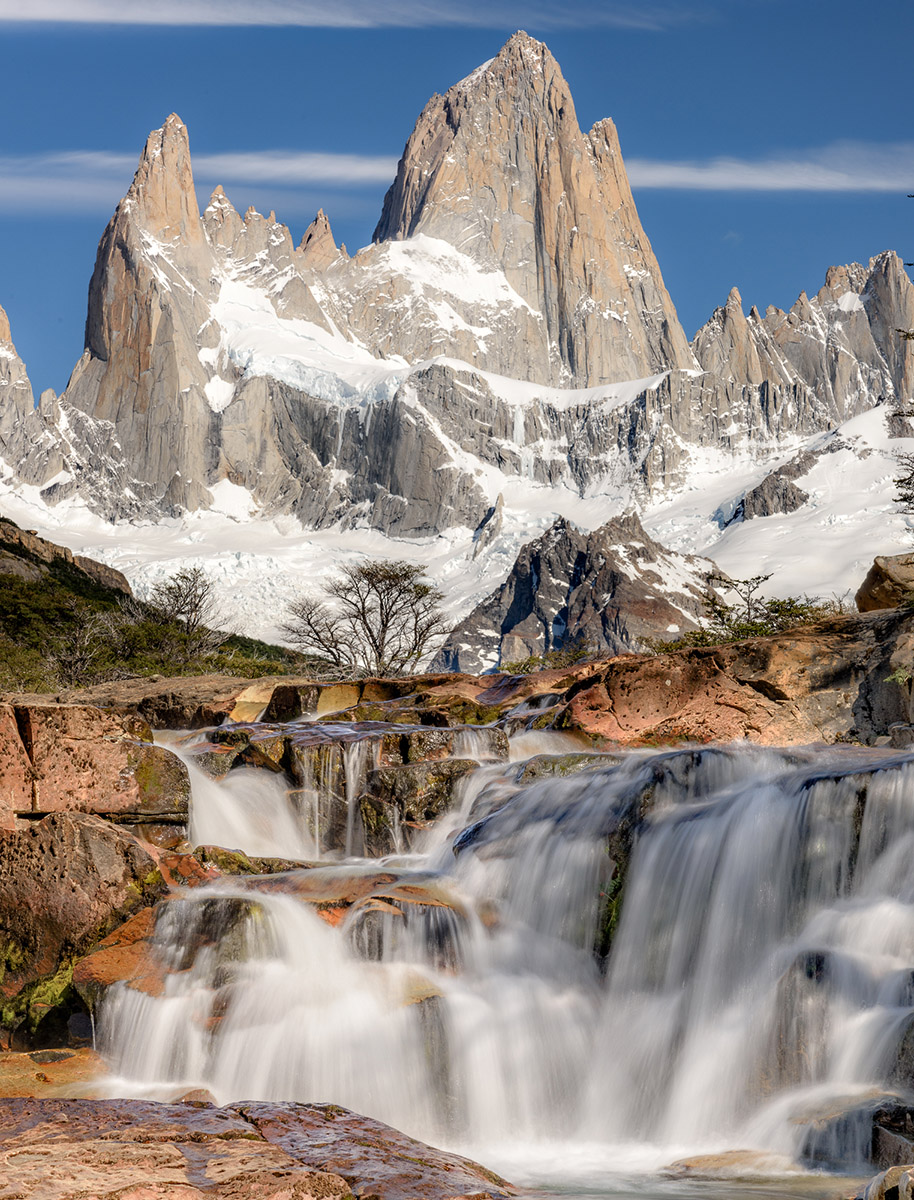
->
left=0, top=148, right=397, bottom=214
left=3, top=137, right=910, bottom=216
left=0, top=0, right=691, bottom=30
left=627, top=141, right=914, bottom=192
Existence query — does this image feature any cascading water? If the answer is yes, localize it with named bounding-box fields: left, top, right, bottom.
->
left=100, top=737, right=914, bottom=1192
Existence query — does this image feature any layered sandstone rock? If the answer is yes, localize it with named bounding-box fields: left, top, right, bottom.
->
left=1, top=704, right=189, bottom=821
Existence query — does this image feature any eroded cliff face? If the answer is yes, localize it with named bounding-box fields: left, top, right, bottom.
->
left=693, top=256, right=914, bottom=436
left=372, top=31, right=695, bottom=385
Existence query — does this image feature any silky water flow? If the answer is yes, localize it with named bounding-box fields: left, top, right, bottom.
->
left=100, top=734, right=914, bottom=1193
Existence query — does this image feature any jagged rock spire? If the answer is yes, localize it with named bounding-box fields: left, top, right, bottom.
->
left=299, top=209, right=343, bottom=271
left=373, top=31, right=695, bottom=383
left=122, top=114, right=204, bottom=248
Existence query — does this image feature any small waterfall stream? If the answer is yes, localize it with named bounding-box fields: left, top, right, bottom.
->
left=100, top=734, right=914, bottom=1192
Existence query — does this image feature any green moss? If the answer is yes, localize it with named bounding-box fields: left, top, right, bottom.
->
left=595, top=873, right=625, bottom=962
left=0, top=958, right=79, bottom=1037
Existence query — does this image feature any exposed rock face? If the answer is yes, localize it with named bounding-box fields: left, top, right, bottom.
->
left=373, top=30, right=695, bottom=385
left=0, top=1099, right=516, bottom=1200
left=1, top=32, right=908, bottom=549
left=0, top=302, right=34, bottom=424
left=0, top=704, right=189, bottom=822
left=550, top=607, right=914, bottom=747
left=856, top=552, right=914, bottom=611
left=692, top=258, right=914, bottom=438
left=437, top=512, right=716, bottom=672
left=0, top=515, right=132, bottom=594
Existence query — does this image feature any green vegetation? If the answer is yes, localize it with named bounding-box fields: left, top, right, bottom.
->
left=502, top=641, right=597, bottom=674
left=0, top=526, right=307, bottom=691
left=646, top=574, right=848, bottom=652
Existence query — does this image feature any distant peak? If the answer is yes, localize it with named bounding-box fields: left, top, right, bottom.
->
left=452, top=30, right=557, bottom=96
left=123, top=112, right=203, bottom=246
left=299, top=208, right=341, bottom=270
left=0, top=302, right=10, bottom=344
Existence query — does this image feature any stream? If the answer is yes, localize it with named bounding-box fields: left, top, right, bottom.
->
left=97, top=723, right=914, bottom=1197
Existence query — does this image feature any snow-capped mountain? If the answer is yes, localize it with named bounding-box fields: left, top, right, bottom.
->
left=0, top=31, right=912, bottom=654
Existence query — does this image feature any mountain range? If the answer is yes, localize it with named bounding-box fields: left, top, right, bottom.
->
left=1, top=31, right=911, bottom=665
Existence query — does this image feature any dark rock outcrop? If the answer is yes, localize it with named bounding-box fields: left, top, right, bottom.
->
left=0, top=813, right=166, bottom=1045
left=0, top=515, right=131, bottom=595
left=437, top=512, right=717, bottom=672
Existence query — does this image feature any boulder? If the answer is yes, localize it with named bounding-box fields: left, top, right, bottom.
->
left=0, top=812, right=167, bottom=1045
left=857, top=554, right=914, bottom=612
left=11, top=704, right=190, bottom=819
left=851, top=1164, right=914, bottom=1200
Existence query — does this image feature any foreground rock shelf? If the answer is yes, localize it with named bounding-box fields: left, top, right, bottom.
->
left=0, top=1098, right=517, bottom=1199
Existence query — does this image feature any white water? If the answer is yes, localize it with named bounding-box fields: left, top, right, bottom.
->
left=100, top=740, right=914, bottom=1189
left=185, top=756, right=317, bottom=861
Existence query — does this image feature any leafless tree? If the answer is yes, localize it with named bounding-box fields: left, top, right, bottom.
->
left=50, top=610, right=109, bottom=685
left=282, top=560, right=447, bottom=677
left=149, top=566, right=229, bottom=663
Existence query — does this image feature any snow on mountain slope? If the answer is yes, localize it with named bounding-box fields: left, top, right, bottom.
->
left=645, top=405, right=914, bottom=602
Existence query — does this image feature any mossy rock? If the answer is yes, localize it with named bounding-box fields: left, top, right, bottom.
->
left=127, top=743, right=191, bottom=816
left=513, top=752, right=620, bottom=784
left=194, top=846, right=309, bottom=875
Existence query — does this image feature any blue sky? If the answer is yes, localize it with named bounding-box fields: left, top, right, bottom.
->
left=0, top=0, right=911, bottom=395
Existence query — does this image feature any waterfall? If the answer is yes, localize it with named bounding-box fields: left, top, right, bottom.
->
left=99, top=740, right=914, bottom=1182
left=183, top=754, right=317, bottom=861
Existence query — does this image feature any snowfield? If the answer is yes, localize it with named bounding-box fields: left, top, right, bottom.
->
left=1, top=400, right=911, bottom=648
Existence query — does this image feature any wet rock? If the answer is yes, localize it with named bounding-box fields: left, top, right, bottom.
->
left=851, top=1163, right=914, bottom=1200
left=236, top=1100, right=516, bottom=1199
left=72, top=906, right=165, bottom=1007
left=512, top=752, right=620, bottom=784
left=0, top=1047, right=105, bottom=1098
left=0, top=1098, right=515, bottom=1199
left=359, top=759, right=478, bottom=853
left=662, top=1149, right=800, bottom=1179
left=194, top=845, right=312, bottom=876
left=0, top=813, right=167, bottom=1045
left=368, top=760, right=477, bottom=821
left=795, top=1090, right=899, bottom=1170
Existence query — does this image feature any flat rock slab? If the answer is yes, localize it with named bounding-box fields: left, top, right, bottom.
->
left=0, top=1049, right=105, bottom=1098
left=0, top=1099, right=517, bottom=1200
